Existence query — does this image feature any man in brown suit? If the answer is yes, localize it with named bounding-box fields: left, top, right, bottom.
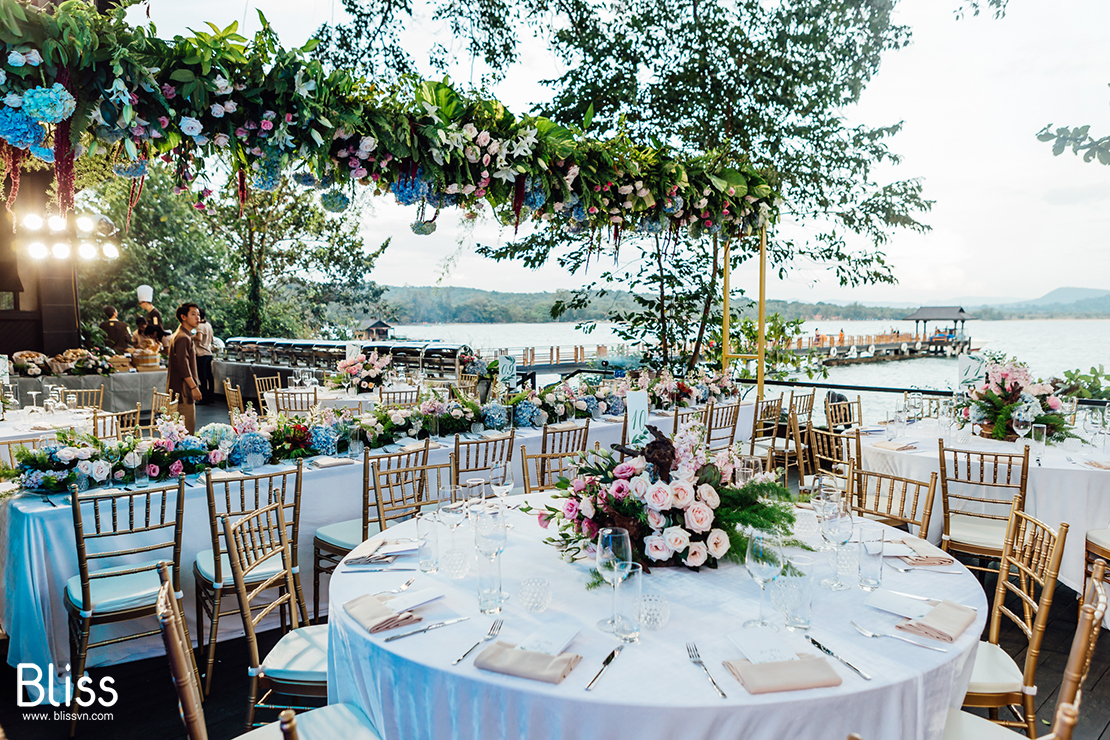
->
left=168, top=303, right=203, bottom=433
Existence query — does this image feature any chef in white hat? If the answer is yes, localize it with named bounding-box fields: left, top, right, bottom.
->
left=137, top=284, right=167, bottom=349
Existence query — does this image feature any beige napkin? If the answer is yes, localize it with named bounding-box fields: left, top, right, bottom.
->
left=346, top=539, right=384, bottom=561
left=548, top=421, right=581, bottom=431
left=1085, top=460, right=1110, bottom=471
left=896, top=600, right=976, bottom=643
left=342, top=593, right=422, bottom=634
left=473, top=641, right=582, bottom=684
left=722, top=654, right=842, bottom=694
left=900, top=537, right=955, bottom=566
left=209, top=469, right=243, bottom=481
left=401, top=440, right=440, bottom=452
left=872, top=440, right=917, bottom=452
left=310, top=456, right=355, bottom=468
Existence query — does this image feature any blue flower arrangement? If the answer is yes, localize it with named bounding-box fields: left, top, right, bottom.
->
left=293, top=172, right=318, bottom=187
left=0, top=107, right=45, bottom=149
left=391, top=171, right=431, bottom=206
left=112, top=159, right=148, bottom=179
left=571, top=204, right=587, bottom=222
left=177, top=436, right=208, bottom=453
left=95, top=124, right=126, bottom=144
left=581, top=396, right=600, bottom=416
left=21, top=84, right=76, bottom=124
left=605, top=395, right=625, bottom=417
left=411, top=220, right=437, bottom=235
left=252, top=149, right=284, bottom=192
left=320, top=189, right=350, bottom=212
left=198, top=423, right=236, bottom=447
left=425, top=191, right=458, bottom=209
left=523, top=178, right=546, bottom=210
left=29, top=143, right=52, bottom=162
left=482, top=402, right=508, bottom=430
left=231, top=432, right=272, bottom=466
left=309, top=425, right=338, bottom=456
left=663, top=195, right=684, bottom=214
left=513, top=400, right=538, bottom=427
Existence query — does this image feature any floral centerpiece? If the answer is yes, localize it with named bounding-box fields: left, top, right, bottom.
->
left=536, top=382, right=577, bottom=424
left=507, top=388, right=542, bottom=427
left=524, top=423, right=795, bottom=572
left=360, top=405, right=421, bottom=448
left=269, top=415, right=314, bottom=460
left=334, top=350, right=391, bottom=393
left=961, top=357, right=1072, bottom=442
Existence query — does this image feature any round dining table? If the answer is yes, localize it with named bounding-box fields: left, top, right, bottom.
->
left=328, top=494, right=988, bottom=740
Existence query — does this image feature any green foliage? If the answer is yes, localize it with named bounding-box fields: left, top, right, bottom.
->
left=1057, top=366, right=1110, bottom=401
left=1038, top=122, right=1110, bottom=166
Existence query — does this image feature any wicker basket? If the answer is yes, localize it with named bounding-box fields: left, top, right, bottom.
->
left=978, top=422, right=1018, bottom=443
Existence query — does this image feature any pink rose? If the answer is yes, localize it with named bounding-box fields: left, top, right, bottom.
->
left=684, top=501, right=714, bottom=533
left=169, top=460, right=184, bottom=477
left=697, top=483, right=720, bottom=509
left=663, top=526, right=690, bottom=553
left=1047, top=396, right=1062, bottom=411
left=613, top=461, right=636, bottom=479
left=629, top=476, right=649, bottom=500
left=562, top=498, right=579, bottom=519
left=644, top=533, right=672, bottom=561
left=476, top=130, right=490, bottom=146
left=646, top=481, right=673, bottom=511
left=671, top=478, right=696, bottom=508
left=684, top=541, right=708, bottom=567
left=706, top=529, right=730, bottom=559
left=647, top=509, right=666, bottom=530
left=147, top=464, right=160, bottom=478
left=260, top=120, right=274, bottom=131
left=572, top=478, right=587, bottom=493
left=608, top=479, right=630, bottom=500
left=581, top=518, right=599, bottom=539
left=537, top=512, right=550, bottom=529
left=161, top=84, right=176, bottom=99
left=114, top=470, right=125, bottom=480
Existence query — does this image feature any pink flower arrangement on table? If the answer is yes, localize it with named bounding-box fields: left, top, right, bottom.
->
left=959, top=355, right=1073, bottom=442
left=335, top=351, right=392, bottom=393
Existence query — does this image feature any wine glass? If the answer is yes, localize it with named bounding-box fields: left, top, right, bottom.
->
left=26, top=390, right=40, bottom=410
left=810, top=479, right=840, bottom=551
left=819, top=498, right=854, bottom=591
left=489, top=462, right=513, bottom=505
left=596, top=527, right=632, bottom=633
left=743, top=531, right=784, bottom=629
left=1012, top=409, right=1033, bottom=445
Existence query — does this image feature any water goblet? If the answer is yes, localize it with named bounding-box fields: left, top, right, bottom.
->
left=439, top=501, right=471, bottom=579
left=819, top=498, right=854, bottom=591
left=489, top=462, right=513, bottom=505
left=596, top=527, right=632, bottom=633
left=1012, top=409, right=1033, bottom=446
left=1031, top=423, right=1047, bottom=465
left=743, top=531, right=784, bottom=629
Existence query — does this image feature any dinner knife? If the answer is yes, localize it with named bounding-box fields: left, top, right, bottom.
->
left=384, top=616, right=470, bottom=642
left=807, top=636, right=872, bottom=681
left=886, top=589, right=977, bottom=611
left=584, top=645, right=624, bottom=691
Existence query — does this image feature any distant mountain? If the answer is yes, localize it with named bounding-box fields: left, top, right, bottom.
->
left=1006, top=287, right=1110, bottom=308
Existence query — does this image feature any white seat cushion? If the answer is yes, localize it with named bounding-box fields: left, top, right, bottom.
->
left=751, top=438, right=776, bottom=449
left=967, top=641, right=1023, bottom=694
left=195, top=548, right=283, bottom=588
left=66, top=559, right=163, bottom=615
left=941, top=707, right=1024, bottom=740
left=799, top=474, right=848, bottom=493
left=949, top=515, right=1009, bottom=552
left=240, top=703, right=382, bottom=740
left=315, top=519, right=364, bottom=552
left=261, top=623, right=329, bottom=684
left=1088, top=528, right=1110, bottom=551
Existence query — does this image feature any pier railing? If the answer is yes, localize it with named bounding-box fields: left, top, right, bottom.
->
left=483, top=345, right=618, bottom=368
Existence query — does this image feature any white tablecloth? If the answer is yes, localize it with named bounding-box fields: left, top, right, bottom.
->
left=327, top=496, right=987, bottom=740
left=261, top=388, right=367, bottom=413
left=1, top=411, right=718, bottom=671
left=859, top=429, right=1110, bottom=594
left=0, top=411, right=92, bottom=443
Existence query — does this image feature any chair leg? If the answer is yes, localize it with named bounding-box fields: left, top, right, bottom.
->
left=313, top=548, right=322, bottom=624
left=245, top=675, right=259, bottom=731
left=292, top=571, right=309, bottom=627
left=68, top=616, right=92, bottom=738
left=194, top=578, right=205, bottom=670
left=202, top=588, right=223, bottom=696
left=1024, top=695, right=1038, bottom=739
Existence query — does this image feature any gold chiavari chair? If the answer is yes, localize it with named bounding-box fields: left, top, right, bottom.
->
left=311, top=443, right=430, bottom=622
left=379, top=387, right=420, bottom=408
left=224, top=378, right=246, bottom=418
left=92, top=403, right=141, bottom=441
left=453, top=430, right=515, bottom=487
left=156, top=562, right=380, bottom=740
left=790, top=388, right=816, bottom=426
left=1084, top=529, right=1110, bottom=610
left=140, top=389, right=179, bottom=438
left=0, top=435, right=49, bottom=467
left=938, top=440, right=1030, bottom=575
left=66, top=478, right=187, bottom=736
left=961, top=498, right=1068, bottom=737
left=705, top=401, right=742, bottom=452
left=825, top=393, right=863, bottom=432
left=68, top=385, right=104, bottom=410
left=748, top=395, right=782, bottom=458
left=800, top=425, right=861, bottom=493
left=457, top=373, right=479, bottom=397
left=671, top=403, right=710, bottom=438
left=521, top=446, right=578, bottom=493
left=273, top=388, right=319, bottom=415
left=774, top=410, right=807, bottom=485
left=541, top=419, right=590, bottom=484
left=194, top=461, right=305, bottom=695
left=850, top=468, right=937, bottom=538
left=254, top=375, right=282, bottom=413
left=372, top=458, right=454, bottom=530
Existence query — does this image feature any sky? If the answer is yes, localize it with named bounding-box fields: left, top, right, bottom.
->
left=128, top=0, right=1110, bottom=306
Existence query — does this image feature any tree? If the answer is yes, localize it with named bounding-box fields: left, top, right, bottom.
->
left=203, top=181, right=391, bottom=337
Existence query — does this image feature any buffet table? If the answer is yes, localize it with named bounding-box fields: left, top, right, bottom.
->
left=0, top=408, right=756, bottom=671
left=15, top=371, right=167, bottom=413
left=328, top=495, right=987, bottom=740
left=215, top=360, right=305, bottom=401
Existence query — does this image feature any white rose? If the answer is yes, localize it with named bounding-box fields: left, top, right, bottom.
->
left=629, top=476, right=649, bottom=500
left=210, top=103, right=225, bottom=118
left=706, top=528, right=730, bottom=559
left=671, top=478, right=696, bottom=508
left=55, top=447, right=78, bottom=463
left=223, top=100, right=238, bottom=113
left=451, top=408, right=463, bottom=418
left=76, top=447, right=94, bottom=460
left=77, top=460, right=94, bottom=476
left=574, top=400, right=588, bottom=411
left=646, top=508, right=666, bottom=530
left=544, top=393, right=555, bottom=404
left=646, top=481, right=674, bottom=511
left=390, top=413, right=404, bottom=425
left=555, top=403, right=566, bottom=416
left=598, top=402, right=607, bottom=414
left=630, top=456, right=646, bottom=474
left=684, top=541, right=708, bottom=567
left=123, top=451, right=141, bottom=469
left=90, top=460, right=111, bottom=482
left=579, top=496, right=596, bottom=519
left=684, top=501, right=714, bottom=533
left=179, top=116, right=203, bottom=136
left=663, top=526, right=691, bottom=553
left=644, top=533, right=672, bottom=561
left=697, top=483, right=720, bottom=509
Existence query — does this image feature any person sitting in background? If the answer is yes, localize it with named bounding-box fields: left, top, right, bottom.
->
left=98, top=306, right=131, bottom=353
left=132, top=316, right=148, bottom=347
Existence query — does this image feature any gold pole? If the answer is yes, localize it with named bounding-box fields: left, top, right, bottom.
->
left=720, top=233, right=730, bottom=373
left=756, top=223, right=767, bottom=400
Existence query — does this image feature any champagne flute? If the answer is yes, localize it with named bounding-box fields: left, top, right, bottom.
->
left=743, top=531, right=784, bottom=629
left=1012, top=409, right=1032, bottom=445
left=819, top=498, right=854, bottom=591
left=596, top=527, right=632, bottom=633
left=489, top=462, right=513, bottom=505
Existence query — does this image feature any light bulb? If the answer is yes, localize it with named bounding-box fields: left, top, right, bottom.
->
left=76, top=216, right=95, bottom=233
left=22, top=214, right=43, bottom=230
left=78, top=242, right=97, bottom=259
left=48, top=216, right=66, bottom=232
left=28, top=242, right=47, bottom=259
left=102, top=243, right=120, bottom=259
left=52, top=242, right=70, bottom=259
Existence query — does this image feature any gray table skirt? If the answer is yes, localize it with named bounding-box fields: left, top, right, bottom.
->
left=16, top=371, right=168, bottom=413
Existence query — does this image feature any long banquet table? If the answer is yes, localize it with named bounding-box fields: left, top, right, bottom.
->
left=16, top=371, right=168, bottom=413
left=0, top=407, right=753, bottom=672
left=328, top=493, right=987, bottom=740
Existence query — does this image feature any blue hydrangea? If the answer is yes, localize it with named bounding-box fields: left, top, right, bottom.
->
left=230, top=432, right=272, bottom=466
left=513, top=400, right=537, bottom=427
left=320, top=189, right=350, bottom=212
left=309, top=425, right=338, bottom=456
left=695, top=384, right=709, bottom=403
left=571, top=204, right=587, bottom=222
left=112, top=159, right=148, bottom=179
left=96, top=125, right=126, bottom=145
left=29, top=144, right=53, bottom=163
left=0, top=106, right=45, bottom=149
left=293, top=172, right=318, bottom=187
left=482, top=402, right=508, bottom=430
left=177, top=436, right=208, bottom=452
left=425, top=191, right=458, bottom=209
left=411, top=220, right=437, bottom=235
left=582, top=396, right=599, bottom=416
left=523, top=185, right=546, bottom=210
left=22, top=84, right=76, bottom=124
left=391, top=171, right=431, bottom=206
left=252, top=148, right=284, bottom=192
left=198, top=423, right=236, bottom=447
left=316, top=174, right=334, bottom=190
left=662, top=195, right=684, bottom=214
left=605, top=395, right=625, bottom=416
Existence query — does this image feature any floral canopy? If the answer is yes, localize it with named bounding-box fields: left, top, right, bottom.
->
left=0, top=0, right=778, bottom=241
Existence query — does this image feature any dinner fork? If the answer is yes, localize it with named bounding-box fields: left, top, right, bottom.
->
left=686, top=642, right=727, bottom=698
left=850, top=620, right=947, bottom=653
left=885, top=562, right=962, bottom=575
left=452, top=619, right=503, bottom=665
left=373, top=577, right=416, bottom=596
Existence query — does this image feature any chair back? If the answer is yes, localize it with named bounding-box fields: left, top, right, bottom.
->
left=850, top=468, right=937, bottom=537
left=453, top=430, right=515, bottom=486
left=69, top=386, right=104, bottom=410
left=825, top=394, right=862, bottom=431
left=521, top=446, right=578, bottom=493
left=70, top=477, right=188, bottom=613
left=371, top=459, right=454, bottom=531
left=359, top=443, right=431, bottom=540
left=748, top=396, right=782, bottom=455
left=541, top=419, right=590, bottom=455
left=254, top=375, right=282, bottom=412
left=273, top=388, right=319, bottom=415
left=705, top=402, right=742, bottom=452
left=807, top=425, right=860, bottom=484
left=379, top=388, right=420, bottom=408
left=92, top=404, right=141, bottom=441
left=987, top=498, right=1068, bottom=691
left=203, top=461, right=303, bottom=600
left=0, top=435, right=50, bottom=467
left=156, top=563, right=208, bottom=740
left=672, top=404, right=710, bottom=438
left=1057, top=559, right=1107, bottom=709
left=457, top=373, right=479, bottom=397
left=152, top=389, right=177, bottom=418
left=937, top=441, right=1030, bottom=549
left=789, top=389, right=816, bottom=425
left=221, top=503, right=302, bottom=676
left=224, top=378, right=245, bottom=416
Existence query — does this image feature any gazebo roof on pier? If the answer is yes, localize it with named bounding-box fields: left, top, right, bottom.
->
left=902, top=306, right=977, bottom=322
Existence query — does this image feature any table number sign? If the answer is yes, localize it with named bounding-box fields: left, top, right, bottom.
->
left=496, top=354, right=517, bottom=387
left=957, top=353, right=987, bottom=390
left=345, top=342, right=361, bottom=362
left=0, top=355, right=8, bottom=385
left=626, top=390, right=649, bottom=447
